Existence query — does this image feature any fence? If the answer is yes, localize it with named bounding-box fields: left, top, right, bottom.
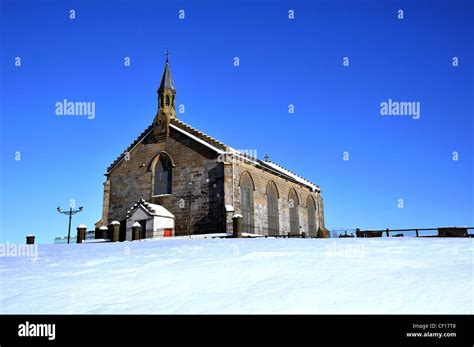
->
left=332, top=227, right=474, bottom=238
left=225, top=222, right=325, bottom=238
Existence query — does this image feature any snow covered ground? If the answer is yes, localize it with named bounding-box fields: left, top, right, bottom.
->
left=0, top=237, right=472, bottom=314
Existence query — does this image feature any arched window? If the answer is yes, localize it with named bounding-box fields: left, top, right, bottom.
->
left=289, top=189, right=299, bottom=235
left=154, top=155, right=172, bottom=195
left=165, top=95, right=170, bottom=107
left=267, top=182, right=279, bottom=236
left=307, top=196, right=316, bottom=237
left=240, top=172, right=254, bottom=233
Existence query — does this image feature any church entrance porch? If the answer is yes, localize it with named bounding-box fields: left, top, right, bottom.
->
left=125, top=199, right=175, bottom=240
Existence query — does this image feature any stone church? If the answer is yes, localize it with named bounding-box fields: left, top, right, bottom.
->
left=95, top=58, right=326, bottom=239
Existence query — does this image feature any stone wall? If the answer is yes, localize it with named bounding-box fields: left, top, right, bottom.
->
left=226, top=158, right=324, bottom=236
left=106, top=127, right=225, bottom=236
left=103, top=128, right=325, bottom=237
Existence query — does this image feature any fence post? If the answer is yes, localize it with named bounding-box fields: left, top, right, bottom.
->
left=356, top=228, right=361, bottom=237
left=132, top=221, right=142, bottom=241
left=386, top=228, right=390, bottom=237
left=99, top=226, right=108, bottom=239
left=26, top=235, right=35, bottom=245
left=232, top=214, right=243, bottom=238
left=415, top=229, right=419, bottom=237
left=76, top=224, right=87, bottom=243
left=109, top=221, right=120, bottom=242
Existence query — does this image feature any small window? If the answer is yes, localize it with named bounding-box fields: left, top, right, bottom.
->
left=166, top=95, right=170, bottom=107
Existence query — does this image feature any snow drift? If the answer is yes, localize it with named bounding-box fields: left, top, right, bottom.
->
left=0, top=237, right=472, bottom=314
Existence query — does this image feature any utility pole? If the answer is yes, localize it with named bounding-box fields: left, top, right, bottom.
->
left=57, top=206, right=83, bottom=244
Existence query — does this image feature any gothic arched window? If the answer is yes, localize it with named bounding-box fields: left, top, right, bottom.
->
left=154, top=155, right=172, bottom=195
left=166, top=95, right=170, bottom=107
left=289, top=189, right=299, bottom=235
left=240, top=172, right=254, bottom=233
left=307, top=196, right=316, bottom=237
left=267, top=182, right=279, bottom=236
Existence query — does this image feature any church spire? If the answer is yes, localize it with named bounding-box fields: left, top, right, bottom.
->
left=158, top=51, right=175, bottom=92
left=157, top=53, right=176, bottom=116
left=153, top=54, right=177, bottom=139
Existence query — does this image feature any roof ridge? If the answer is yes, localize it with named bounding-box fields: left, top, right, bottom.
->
left=106, top=120, right=319, bottom=192
left=171, top=118, right=227, bottom=149
left=107, top=120, right=229, bottom=173
left=263, top=160, right=319, bottom=190
left=107, top=124, right=153, bottom=172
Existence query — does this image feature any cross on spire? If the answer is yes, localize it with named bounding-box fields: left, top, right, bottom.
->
left=165, top=49, right=170, bottom=63
left=264, top=154, right=270, bottom=162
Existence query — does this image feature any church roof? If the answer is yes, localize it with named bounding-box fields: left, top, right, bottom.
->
left=258, top=160, right=319, bottom=192
left=106, top=119, right=320, bottom=192
left=170, top=118, right=228, bottom=151
left=158, top=62, right=175, bottom=91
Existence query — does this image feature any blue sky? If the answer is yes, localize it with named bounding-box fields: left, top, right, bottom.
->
left=1, top=0, right=473, bottom=243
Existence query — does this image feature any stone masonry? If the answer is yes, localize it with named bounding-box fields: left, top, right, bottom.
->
left=96, top=58, right=326, bottom=238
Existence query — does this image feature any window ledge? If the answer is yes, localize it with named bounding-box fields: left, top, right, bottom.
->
left=152, top=194, right=173, bottom=198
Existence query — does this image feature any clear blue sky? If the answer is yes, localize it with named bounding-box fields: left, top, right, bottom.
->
left=1, top=0, right=473, bottom=244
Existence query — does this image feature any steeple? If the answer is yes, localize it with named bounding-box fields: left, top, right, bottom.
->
left=153, top=54, right=176, bottom=139
left=158, top=51, right=175, bottom=92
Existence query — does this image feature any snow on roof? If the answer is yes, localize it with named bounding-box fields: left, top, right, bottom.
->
left=141, top=203, right=174, bottom=218
left=220, top=150, right=318, bottom=191
left=126, top=199, right=174, bottom=219
left=228, top=150, right=259, bottom=166
left=106, top=120, right=320, bottom=192
left=170, top=124, right=225, bottom=154
left=262, top=161, right=319, bottom=192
